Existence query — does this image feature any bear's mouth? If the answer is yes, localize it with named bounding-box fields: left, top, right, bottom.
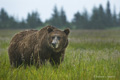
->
left=50, top=43, right=62, bottom=52
left=51, top=43, right=59, bottom=49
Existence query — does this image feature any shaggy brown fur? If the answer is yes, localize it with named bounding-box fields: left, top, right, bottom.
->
left=8, top=25, right=70, bottom=67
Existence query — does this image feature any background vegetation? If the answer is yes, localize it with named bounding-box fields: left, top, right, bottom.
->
left=0, top=1, right=120, bottom=29
left=0, top=29, right=120, bottom=80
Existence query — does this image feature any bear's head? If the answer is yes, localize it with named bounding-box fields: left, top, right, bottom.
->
left=47, top=27, right=70, bottom=52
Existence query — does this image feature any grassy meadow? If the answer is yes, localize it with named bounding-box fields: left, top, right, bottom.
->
left=0, top=29, right=120, bottom=80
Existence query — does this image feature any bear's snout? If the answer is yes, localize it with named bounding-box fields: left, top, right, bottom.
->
left=51, top=36, right=59, bottom=48
left=51, top=43, right=56, bottom=48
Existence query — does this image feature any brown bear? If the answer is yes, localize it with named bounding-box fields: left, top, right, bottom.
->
left=8, top=25, right=70, bottom=67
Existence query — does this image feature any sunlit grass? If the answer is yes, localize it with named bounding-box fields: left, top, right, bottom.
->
left=0, top=29, right=120, bottom=80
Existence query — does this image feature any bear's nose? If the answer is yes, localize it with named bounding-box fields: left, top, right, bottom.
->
left=52, top=43, right=56, bottom=48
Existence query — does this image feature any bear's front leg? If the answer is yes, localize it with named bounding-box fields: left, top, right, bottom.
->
left=50, top=52, right=64, bottom=67
left=34, top=57, right=46, bottom=67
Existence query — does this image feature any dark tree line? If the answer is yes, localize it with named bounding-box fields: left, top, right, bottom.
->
left=0, top=9, right=43, bottom=29
left=72, top=1, right=120, bottom=29
left=0, top=1, right=120, bottom=29
left=45, top=6, right=69, bottom=28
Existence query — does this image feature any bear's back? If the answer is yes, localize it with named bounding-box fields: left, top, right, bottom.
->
left=10, top=30, right=38, bottom=43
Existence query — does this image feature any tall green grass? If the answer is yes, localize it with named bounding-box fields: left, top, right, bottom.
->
left=0, top=29, right=120, bottom=80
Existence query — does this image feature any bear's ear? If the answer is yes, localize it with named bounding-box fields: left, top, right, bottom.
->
left=47, top=27, right=53, bottom=33
left=64, top=28, right=70, bottom=35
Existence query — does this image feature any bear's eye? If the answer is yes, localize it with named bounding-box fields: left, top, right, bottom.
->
left=57, top=36, right=61, bottom=40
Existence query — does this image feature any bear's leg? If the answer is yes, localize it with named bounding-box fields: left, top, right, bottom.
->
left=33, top=56, right=46, bottom=68
left=50, top=53, right=64, bottom=67
left=8, top=49, right=22, bottom=67
left=9, top=56, right=22, bottom=68
left=50, top=58, right=60, bottom=66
